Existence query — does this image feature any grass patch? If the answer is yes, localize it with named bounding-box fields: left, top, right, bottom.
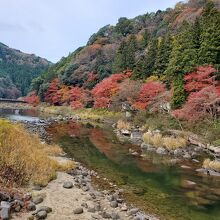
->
left=40, top=105, right=121, bottom=122
left=0, top=119, right=74, bottom=187
left=203, top=159, right=220, bottom=172
left=116, top=120, right=132, bottom=130
left=143, top=132, right=187, bottom=150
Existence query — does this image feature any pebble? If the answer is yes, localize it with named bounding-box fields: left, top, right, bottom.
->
left=36, top=210, right=47, bottom=219
left=37, top=206, right=52, bottom=213
left=73, top=207, right=83, bottom=214
left=110, top=201, right=118, bottom=208
left=63, top=181, right=73, bottom=189
left=32, top=196, right=44, bottom=205
left=27, top=202, right=36, bottom=211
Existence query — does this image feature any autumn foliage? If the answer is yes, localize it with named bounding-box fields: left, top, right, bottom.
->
left=23, top=91, right=40, bottom=107
left=172, top=86, right=220, bottom=122
left=172, top=66, right=220, bottom=122
left=184, top=66, right=216, bottom=95
left=91, top=71, right=131, bottom=108
left=133, top=81, right=165, bottom=110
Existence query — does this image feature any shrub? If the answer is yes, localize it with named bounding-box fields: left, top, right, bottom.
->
left=0, top=120, right=73, bottom=186
left=203, top=159, right=220, bottom=172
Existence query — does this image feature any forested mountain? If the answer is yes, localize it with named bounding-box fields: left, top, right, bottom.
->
left=0, top=42, right=51, bottom=98
left=30, top=0, right=220, bottom=121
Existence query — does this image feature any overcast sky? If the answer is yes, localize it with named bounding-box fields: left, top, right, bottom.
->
left=0, top=0, right=179, bottom=62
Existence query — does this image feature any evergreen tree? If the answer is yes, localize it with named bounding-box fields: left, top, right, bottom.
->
left=126, top=35, right=137, bottom=70
left=165, top=21, right=198, bottom=77
left=132, top=39, right=157, bottom=79
left=171, top=74, right=186, bottom=108
left=154, top=34, right=172, bottom=76
left=198, top=0, right=220, bottom=65
left=141, top=30, right=150, bottom=49
left=112, top=40, right=127, bottom=73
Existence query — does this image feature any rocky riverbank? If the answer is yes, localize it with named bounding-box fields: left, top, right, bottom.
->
left=14, top=158, right=158, bottom=220
left=6, top=117, right=158, bottom=220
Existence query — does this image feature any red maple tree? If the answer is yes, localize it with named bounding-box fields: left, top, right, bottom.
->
left=133, top=81, right=165, bottom=110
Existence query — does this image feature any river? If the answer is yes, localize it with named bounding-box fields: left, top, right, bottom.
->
left=1, top=108, right=220, bottom=220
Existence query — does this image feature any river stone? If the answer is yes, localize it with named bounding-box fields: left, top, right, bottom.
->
left=32, top=196, right=43, bottom=205
left=91, top=213, right=100, bottom=219
left=111, top=212, right=120, bottom=220
left=0, top=192, right=10, bottom=201
left=88, top=207, right=96, bottom=213
left=37, top=206, right=52, bottom=213
left=0, top=208, right=10, bottom=220
left=74, top=207, right=83, bottom=214
left=174, top=149, right=183, bottom=156
left=36, top=210, right=47, bottom=219
left=128, top=208, right=139, bottom=215
left=156, top=147, right=167, bottom=155
left=110, top=201, right=118, bottom=208
left=183, top=153, right=191, bottom=159
left=27, top=202, right=36, bottom=211
left=102, top=211, right=111, bottom=218
left=63, top=181, right=73, bottom=189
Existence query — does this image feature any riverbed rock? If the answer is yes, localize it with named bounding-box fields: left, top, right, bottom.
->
left=27, top=202, right=36, bottom=211
left=110, top=201, right=118, bottom=208
left=0, top=202, right=10, bottom=220
left=32, top=196, right=43, bottom=205
left=156, top=147, right=167, bottom=155
left=73, top=207, right=83, bottom=214
left=63, top=181, right=73, bottom=189
left=37, top=206, right=52, bottom=213
left=0, top=192, right=10, bottom=202
left=174, top=149, right=183, bottom=157
left=121, top=129, right=131, bottom=136
left=102, top=211, right=111, bottom=218
left=0, top=208, right=10, bottom=220
left=128, top=208, right=139, bottom=215
left=111, top=212, right=120, bottom=220
left=36, top=210, right=47, bottom=219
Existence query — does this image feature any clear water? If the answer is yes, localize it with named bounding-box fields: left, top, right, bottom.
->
left=1, top=109, right=220, bottom=220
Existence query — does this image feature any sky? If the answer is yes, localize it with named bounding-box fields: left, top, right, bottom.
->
left=0, top=0, right=179, bottom=62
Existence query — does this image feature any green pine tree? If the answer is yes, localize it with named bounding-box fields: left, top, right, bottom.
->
left=112, top=40, right=127, bottom=73
left=154, top=33, right=172, bottom=76
left=198, top=0, right=220, bottom=65
left=126, top=34, right=137, bottom=70
left=165, top=21, right=198, bottom=77
left=171, top=74, right=186, bottom=109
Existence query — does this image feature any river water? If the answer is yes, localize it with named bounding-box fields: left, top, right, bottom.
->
left=1, top=108, right=220, bottom=220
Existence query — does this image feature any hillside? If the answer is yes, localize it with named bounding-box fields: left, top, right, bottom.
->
left=0, top=42, right=51, bottom=98
left=32, top=0, right=220, bottom=98
left=29, top=0, right=220, bottom=125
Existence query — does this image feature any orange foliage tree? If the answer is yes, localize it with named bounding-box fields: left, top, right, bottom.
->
left=91, top=71, right=131, bottom=108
